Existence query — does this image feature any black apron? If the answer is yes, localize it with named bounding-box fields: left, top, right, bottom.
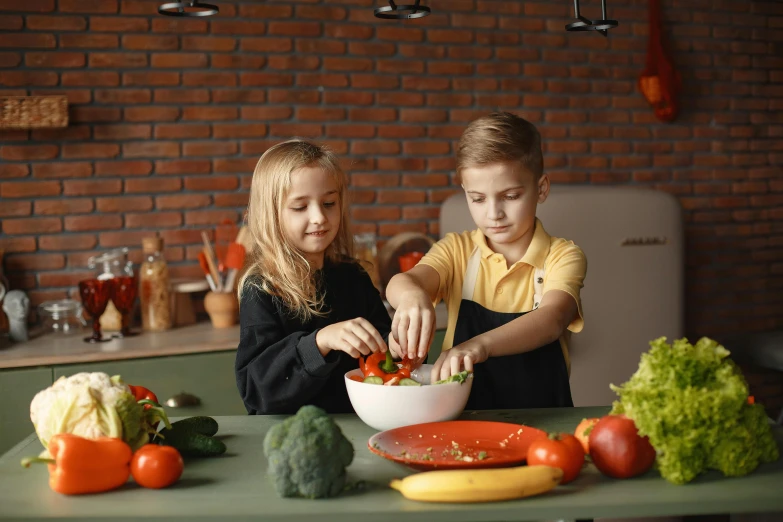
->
left=453, top=248, right=573, bottom=411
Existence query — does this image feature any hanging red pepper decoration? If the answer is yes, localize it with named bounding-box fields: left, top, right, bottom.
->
left=638, top=0, right=680, bottom=122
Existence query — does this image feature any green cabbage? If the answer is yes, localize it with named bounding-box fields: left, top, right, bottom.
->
left=610, top=337, right=779, bottom=484
left=29, top=372, right=166, bottom=455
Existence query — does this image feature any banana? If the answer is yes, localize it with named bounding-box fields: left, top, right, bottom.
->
left=389, top=465, right=563, bottom=503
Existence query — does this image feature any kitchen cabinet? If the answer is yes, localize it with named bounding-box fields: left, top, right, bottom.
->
left=0, top=322, right=448, bottom=454
left=0, top=367, right=53, bottom=455
left=53, top=351, right=248, bottom=420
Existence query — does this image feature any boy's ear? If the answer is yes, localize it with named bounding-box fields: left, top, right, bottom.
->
left=537, top=174, right=550, bottom=204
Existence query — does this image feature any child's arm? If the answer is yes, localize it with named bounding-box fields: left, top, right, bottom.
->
left=385, top=263, right=440, bottom=361
left=430, top=242, right=586, bottom=382
left=235, top=285, right=384, bottom=414
left=430, top=290, right=579, bottom=382
left=355, top=264, right=393, bottom=344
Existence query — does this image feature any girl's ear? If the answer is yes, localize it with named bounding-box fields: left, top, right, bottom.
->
left=537, top=174, right=550, bottom=204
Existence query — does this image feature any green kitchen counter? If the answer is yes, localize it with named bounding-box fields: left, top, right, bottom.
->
left=1, top=407, right=782, bottom=522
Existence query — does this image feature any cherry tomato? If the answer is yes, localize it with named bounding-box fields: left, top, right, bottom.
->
left=131, top=444, right=184, bottom=489
left=589, top=414, right=656, bottom=479
left=574, top=417, right=600, bottom=455
left=527, top=433, right=585, bottom=484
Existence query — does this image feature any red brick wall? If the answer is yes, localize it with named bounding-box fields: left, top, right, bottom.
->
left=0, top=0, right=781, bottom=348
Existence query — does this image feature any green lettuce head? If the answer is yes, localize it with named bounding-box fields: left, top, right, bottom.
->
left=30, top=372, right=166, bottom=454
left=610, top=337, right=779, bottom=484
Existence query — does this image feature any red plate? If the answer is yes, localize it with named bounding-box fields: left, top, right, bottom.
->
left=367, top=420, right=548, bottom=471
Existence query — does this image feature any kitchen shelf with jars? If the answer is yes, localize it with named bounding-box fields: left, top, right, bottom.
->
left=0, top=231, right=449, bottom=454
left=0, top=233, right=247, bottom=455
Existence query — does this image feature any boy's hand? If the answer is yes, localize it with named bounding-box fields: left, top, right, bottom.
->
left=430, top=340, right=489, bottom=383
left=316, top=318, right=388, bottom=359
left=388, top=335, right=427, bottom=368
left=391, top=290, right=436, bottom=361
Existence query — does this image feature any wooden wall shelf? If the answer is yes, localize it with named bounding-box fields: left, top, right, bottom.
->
left=0, top=95, right=68, bottom=129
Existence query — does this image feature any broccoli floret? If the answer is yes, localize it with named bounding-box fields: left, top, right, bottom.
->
left=263, top=405, right=354, bottom=499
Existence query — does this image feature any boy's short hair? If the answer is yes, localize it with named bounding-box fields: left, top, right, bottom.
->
left=456, top=111, right=544, bottom=181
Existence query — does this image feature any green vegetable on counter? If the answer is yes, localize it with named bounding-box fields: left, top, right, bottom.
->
left=155, top=416, right=226, bottom=458
left=263, top=405, right=354, bottom=499
left=29, top=372, right=170, bottom=457
left=610, top=336, right=779, bottom=485
left=165, top=416, right=219, bottom=437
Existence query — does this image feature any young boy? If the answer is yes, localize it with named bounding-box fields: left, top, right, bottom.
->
left=385, top=112, right=586, bottom=410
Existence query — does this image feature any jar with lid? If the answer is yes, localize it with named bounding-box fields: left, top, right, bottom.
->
left=139, top=237, right=171, bottom=331
left=87, top=248, right=134, bottom=333
left=38, top=299, right=87, bottom=335
left=354, top=232, right=381, bottom=291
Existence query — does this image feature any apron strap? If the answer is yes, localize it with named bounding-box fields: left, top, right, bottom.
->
left=461, top=247, right=482, bottom=301
left=463, top=247, right=547, bottom=310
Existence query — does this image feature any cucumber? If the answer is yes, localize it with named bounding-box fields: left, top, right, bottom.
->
left=165, top=416, right=219, bottom=437
left=363, top=376, right=383, bottom=385
left=158, top=427, right=227, bottom=458
left=398, top=378, right=422, bottom=387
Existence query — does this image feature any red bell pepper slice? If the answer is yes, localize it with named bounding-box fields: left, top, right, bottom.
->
left=363, top=351, right=412, bottom=383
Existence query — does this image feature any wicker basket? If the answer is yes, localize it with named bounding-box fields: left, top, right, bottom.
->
left=0, top=96, right=68, bottom=129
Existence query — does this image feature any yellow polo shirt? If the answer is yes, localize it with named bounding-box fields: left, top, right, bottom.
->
left=419, top=218, right=586, bottom=368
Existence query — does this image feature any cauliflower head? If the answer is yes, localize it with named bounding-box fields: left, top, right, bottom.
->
left=30, top=372, right=148, bottom=453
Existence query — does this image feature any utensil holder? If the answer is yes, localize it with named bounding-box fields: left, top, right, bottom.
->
left=203, top=291, right=238, bottom=328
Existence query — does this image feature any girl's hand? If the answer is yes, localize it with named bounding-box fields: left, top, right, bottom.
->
left=391, top=290, right=436, bottom=361
left=430, top=340, right=489, bottom=383
left=316, top=318, right=388, bottom=359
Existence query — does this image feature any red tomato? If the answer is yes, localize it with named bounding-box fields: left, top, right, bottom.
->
left=574, top=417, right=600, bottom=455
left=588, top=415, right=656, bottom=479
left=526, top=433, right=585, bottom=484
left=131, top=444, right=184, bottom=489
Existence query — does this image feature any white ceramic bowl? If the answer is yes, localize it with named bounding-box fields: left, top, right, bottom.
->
left=344, top=364, right=473, bottom=432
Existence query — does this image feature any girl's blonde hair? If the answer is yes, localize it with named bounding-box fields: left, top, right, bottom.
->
left=238, top=139, right=354, bottom=321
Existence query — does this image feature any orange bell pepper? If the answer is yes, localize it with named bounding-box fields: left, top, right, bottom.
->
left=22, top=434, right=132, bottom=495
left=363, top=351, right=412, bottom=383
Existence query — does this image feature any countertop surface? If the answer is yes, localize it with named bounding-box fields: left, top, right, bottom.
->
left=1, top=407, right=782, bottom=521
left=0, top=303, right=449, bottom=370
left=0, top=322, right=239, bottom=370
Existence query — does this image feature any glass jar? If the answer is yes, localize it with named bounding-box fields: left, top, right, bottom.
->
left=38, top=299, right=87, bottom=335
left=88, top=248, right=134, bottom=332
left=139, top=237, right=171, bottom=331
left=354, top=232, right=381, bottom=291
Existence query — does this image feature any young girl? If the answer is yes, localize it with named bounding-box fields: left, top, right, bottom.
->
left=235, top=139, right=391, bottom=415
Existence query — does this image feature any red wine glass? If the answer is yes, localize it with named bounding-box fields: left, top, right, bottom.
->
left=78, top=279, right=113, bottom=343
left=110, top=275, right=138, bottom=338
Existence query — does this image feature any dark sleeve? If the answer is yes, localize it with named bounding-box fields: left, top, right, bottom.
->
left=235, top=284, right=340, bottom=415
